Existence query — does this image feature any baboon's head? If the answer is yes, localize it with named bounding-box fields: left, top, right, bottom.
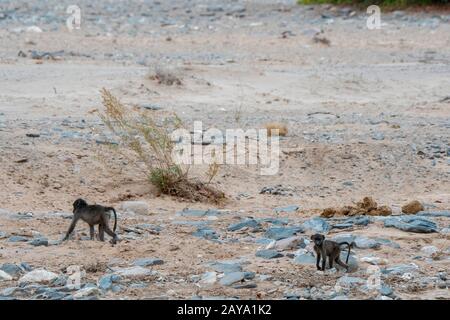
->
left=73, top=198, right=88, bottom=213
left=311, top=233, right=325, bottom=246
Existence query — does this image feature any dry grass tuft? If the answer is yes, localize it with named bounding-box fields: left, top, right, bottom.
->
left=98, top=88, right=225, bottom=203
left=147, top=65, right=182, bottom=86
left=264, top=122, right=288, bottom=137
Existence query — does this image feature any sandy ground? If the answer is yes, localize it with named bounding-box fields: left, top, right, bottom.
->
left=0, top=0, right=449, bottom=300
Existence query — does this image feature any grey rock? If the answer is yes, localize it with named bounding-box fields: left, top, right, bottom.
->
left=30, top=237, right=48, bottom=246
left=336, top=276, right=366, bottom=288
left=227, top=218, right=261, bottom=232
left=133, top=258, right=164, bottom=267
left=272, top=236, right=306, bottom=251
left=384, top=216, right=438, bottom=233
left=120, top=201, right=149, bottom=215
left=380, top=284, right=393, bottom=296
left=98, top=274, right=121, bottom=291
left=19, top=269, right=59, bottom=284
left=20, top=263, right=32, bottom=272
left=260, top=184, right=295, bottom=196
left=259, top=217, right=289, bottom=225
left=302, top=217, right=331, bottom=233
left=219, top=272, right=246, bottom=286
left=255, top=249, right=283, bottom=259
left=208, top=262, right=242, bottom=273
left=417, top=210, right=450, bottom=217
left=0, top=270, right=13, bottom=281
left=140, top=103, right=163, bottom=111
left=8, top=236, right=30, bottom=242
left=273, top=205, right=299, bottom=213
left=192, top=227, right=219, bottom=240
left=382, top=263, right=419, bottom=275
left=373, top=238, right=401, bottom=249
left=371, top=132, right=385, bottom=140
left=293, top=252, right=316, bottom=265
left=264, top=226, right=303, bottom=240
left=354, top=237, right=380, bottom=249
left=112, top=266, right=154, bottom=279
left=233, top=282, right=257, bottom=289
left=0, top=231, right=8, bottom=239
left=1, top=264, right=23, bottom=278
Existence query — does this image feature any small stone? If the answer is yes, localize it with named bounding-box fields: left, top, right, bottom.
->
left=8, top=236, right=30, bottom=242
left=0, top=270, right=13, bottom=281
left=264, top=226, right=303, bottom=240
left=177, top=208, right=220, bottom=217
left=219, top=272, right=246, bottom=286
left=420, top=246, right=438, bottom=257
left=293, top=252, right=316, bottom=265
left=302, top=217, right=330, bottom=233
left=208, top=262, right=242, bottom=273
left=255, top=249, right=283, bottom=259
left=382, top=263, right=419, bottom=275
left=30, top=237, right=48, bottom=246
left=273, top=205, right=299, bottom=213
left=227, top=219, right=260, bottom=232
left=402, top=200, right=424, bottom=214
left=19, top=269, right=59, bottom=284
left=199, top=272, right=217, bottom=286
left=73, top=287, right=100, bottom=299
left=120, top=201, right=149, bottom=215
left=0, top=264, right=23, bottom=277
left=133, top=258, right=164, bottom=267
left=270, top=236, right=306, bottom=251
left=112, top=266, right=154, bottom=279
left=233, top=282, right=257, bottom=289
left=98, top=274, right=121, bottom=291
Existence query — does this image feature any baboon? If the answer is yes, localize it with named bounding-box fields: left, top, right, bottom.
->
left=63, top=198, right=118, bottom=244
left=310, top=233, right=354, bottom=272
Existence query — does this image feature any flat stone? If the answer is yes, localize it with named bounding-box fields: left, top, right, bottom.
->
left=293, top=252, right=316, bottom=265
left=417, top=210, right=450, bottom=217
left=270, top=236, right=306, bottom=251
left=382, top=263, right=419, bottom=275
left=112, top=266, right=154, bottom=279
left=133, top=258, right=164, bottom=267
left=30, top=237, right=48, bottom=246
left=199, top=272, right=217, bottom=286
left=219, top=272, right=246, bottom=286
left=420, top=246, right=438, bottom=256
left=255, top=249, right=283, bottom=259
left=19, top=269, right=59, bottom=284
left=0, top=231, right=8, bottom=239
left=208, top=262, right=242, bottom=273
left=98, top=274, right=121, bottom=291
left=73, top=287, right=100, bottom=299
left=384, top=216, right=437, bottom=233
left=0, top=263, right=23, bottom=277
left=232, top=282, right=257, bottom=289
left=302, top=217, right=331, bottom=233
left=120, top=201, right=149, bottom=215
left=8, top=236, right=30, bottom=242
left=264, top=226, right=303, bottom=240
left=192, top=227, right=219, bottom=240
left=0, top=270, right=13, bottom=281
left=227, top=219, right=260, bottom=232
left=273, top=205, right=299, bottom=213
left=354, top=237, right=380, bottom=249
left=336, top=276, right=366, bottom=289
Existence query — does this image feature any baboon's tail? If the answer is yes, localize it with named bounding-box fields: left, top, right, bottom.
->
left=339, top=242, right=354, bottom=264
left=106, top=207, right=117, bottom=232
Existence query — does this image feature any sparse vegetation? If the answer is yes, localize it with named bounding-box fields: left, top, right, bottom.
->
left=264, top=122, right=288, bottom=137
left=147, top=65, right=183, bottom=86
left=98, top=89, right=225, bottom=203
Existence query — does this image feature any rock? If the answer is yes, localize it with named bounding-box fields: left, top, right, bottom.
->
left=120, top=201, right=149, bottom=215
left=73, top=287, right=100, bottom=299
left=19, top=269, right=59, bottom=284
left=338, top=252, right=359, bottom=272
left=30, top=237, right=48, bottom=246
left=98, top=274, right=121, bottom=291
left=360, top=256, right=388, bottom=265
left=270, top=236, right=306, bottom=251
left=264, top=226, right=303, bottom=240
left=380, top=284, right=393, bottom=297
left=293, top=252, right=316, bottom=265
left=302, top=217, right=331, bottom=233
left=382, top=263, right=419, bottom=275
left=420, top=246, right=439, bottom=257
left=273, top=205, right=299, bottom=213
left=371, top=132, right=385, bottom=141
left=260, top=185, right=295, bottom=196
left=227, top=219, right=260, bottom=232
left=354, top=237, right=380, bottom=249
left=199, top=272, right=217, bottom=286
left=373, top=238, right=401, bottom=249
left=112, top=266, right=154, bottom=279
left=336, top=276, right=366, bottom=289
left=402, top=200, right=424, bottom=214
left=441, top=228, right=450, bottom=235
left=133, top=258, right=164, bottom=267
left=259, top=218, right=289, bottom=225
left=255, top=249, right=283, bottom=259
left=331, top=234, right=356, bottom=244
left=208, top=262, right=242, bottom=273
left=177, top=208, right=220, bottom=217
left=384, top=216, right=437, bottom=233
left=233, top=282, right=257, bottom=289
left=192, top=227, right=219, bottom=240
left=8, top=235, right=30, bottom=242
left=219, top=272, right=246, bottom=286
left=0, top=270, right=13, bottom=281
left=417, top=210, right=450, bottom=217
left=0, top=263, right=23, bottom=277
left=0, top=231, right=8, bottom=239
left=140, top=103, right=163, bottom=111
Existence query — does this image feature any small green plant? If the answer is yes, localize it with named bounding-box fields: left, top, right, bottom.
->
left=98, top=88, right=225, bottom=203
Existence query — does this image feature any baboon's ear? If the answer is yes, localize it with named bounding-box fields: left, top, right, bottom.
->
left=310, top=235, right=314, bottom=240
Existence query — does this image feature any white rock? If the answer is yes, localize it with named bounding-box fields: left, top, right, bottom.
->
left=0, top=270, right=13, bottom=281
left=199, top=272, right=217, bottom=286
left=361, top=256, right=388, bottom=265
left=26, top=26, right=43, bottom=33
left=19, top=269, right=58, bottom=284
left=120, top=201, right=149, bottom=215
left=273, top=236, right=304, bottom=251
left=421, top=246, right=439, bottom=257
left=73, top=287, right=100, bottom=298
left=113, top=266, right=153, bottom=279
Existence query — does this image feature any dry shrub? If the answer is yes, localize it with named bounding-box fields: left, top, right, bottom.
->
left=98, top=88, right=225, bottom=203
left=321, top=196, right=392, bottom=218
left=147, top=65, right=182, bottom=86
left=264, top=122, right=288, bottom=137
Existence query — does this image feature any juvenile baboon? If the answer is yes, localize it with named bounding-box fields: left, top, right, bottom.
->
left=63, top=198, right=118, bottom=244
left=311, top=233, right=354, bottom=272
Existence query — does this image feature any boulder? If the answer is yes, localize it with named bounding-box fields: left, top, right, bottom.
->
left=19, top=269, right=59, bottom=284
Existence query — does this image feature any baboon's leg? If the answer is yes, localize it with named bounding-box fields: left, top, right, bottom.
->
left=321, top=255, right=327, bottom=271
left=103, top=224, right=118, bottom=244
left=335, top=257, right=349, bottom=271
left=89, top=225, right=95, bottom=240
left=329, top=255, right=334, bottom=269
left=63, top=216, right=80, bottom=241
left=316, top=252, right=322, bottom=270
left=98, top=224, right=105, bottom=241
